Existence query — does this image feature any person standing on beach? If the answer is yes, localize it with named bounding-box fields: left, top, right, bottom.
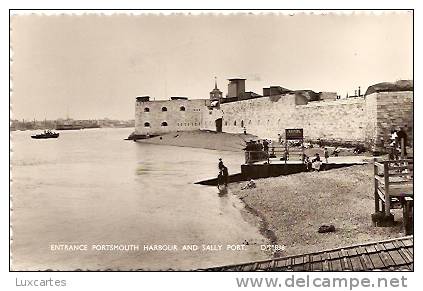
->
left=324, top=148, right=329, bottom=163
left=397, top=126, right=408, bottom=157
left=222, top=165, right=229, bottom=186
left=312, top=153, right=322, bottom=171
left=218, top=158, right=224, bottom=171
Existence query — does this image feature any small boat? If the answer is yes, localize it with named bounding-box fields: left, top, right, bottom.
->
left=31, top=131, right=60, bottom=139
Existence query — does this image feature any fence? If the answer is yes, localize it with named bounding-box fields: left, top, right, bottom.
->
left=373, top=158, right=413, bottom=234
left=244, top=145, right=306, bottom=164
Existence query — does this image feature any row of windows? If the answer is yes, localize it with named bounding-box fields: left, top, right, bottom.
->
left=144, top=122, right=167, bottom=127
left=143, top=119, right=280, bottom=128
left=222, top=119, right=280, bottom=127
left=144, top=106, right=186, bottom=112
left=177, top=122, right=199, bottom=127
left=195, top=119, right=281, bottom=127
left=143, top=121, right=199, bottom=127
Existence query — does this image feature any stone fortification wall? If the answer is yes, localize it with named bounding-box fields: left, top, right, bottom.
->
left=202, top=94, right=367, bottom=143
left=366, top=91, right=413, bottom=149
left=135, top=99, right=207, bottom=136
left=136, top=91, right=413, bottom=150
left=201, top=91, right=413, bottom=149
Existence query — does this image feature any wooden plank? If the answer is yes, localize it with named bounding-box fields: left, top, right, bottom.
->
left=375, top=175, right=385, bottom=184
left=292, top=263, right=305, bottom=271
left=330, top=259, right=343, bottom=271
left=384, top=161, right=391, bottom=215
left=360, top=254, right=374, bottom=270
left=397, top=249, right=412, bottom=264
left=312, top=254, right=321, bottom=262
left=377, top=188, right=386, bottom=202
left=379, top=251, right=395, bottom=268
left=294, top=256, right=304, bottom=266
left=349, top=255, right=365, bottom=271
left=242, top=263, right=259, bottom=271
left=322, top=259, right=330, bottom=271
left=311, top=261, right=323, bottom=271
left=310, top=254, right=323, bottom=271
left=339, top=249, right=352, bottom=270
left=346, top=248, right=358, bottom=257
left=257, top=261, right=271, bottom=270
left=302, top=255, right=311, bottom=271
left=365, top=245, right=378, bottom=254
left=388, top=172, right=413, bottom=177
left=401, top=239, right=413, bottom=247
left=382, top=242, right=396, bottom=250
left=387, top=250, right=407, bottom=266
left=374, top=162, right=384, bottom=169
left=356, top=246, right=367, bottom=255
left=329, top=250, right=340, bottom=259
left=340, top=256, right=352, bottom=271
left=368, top=253, right=385, bottom=269
left=273, top=258, right=288, bottom=269
left=388, top=180, right=413, bottom=185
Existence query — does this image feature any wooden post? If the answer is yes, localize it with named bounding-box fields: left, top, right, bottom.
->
left=374, top=158, right=379, bottom=212
left=384, top=161, right=390, bottom=216
left=401, top=138, right=405, bottom=159
left=285, top=142, right=287, bottom=165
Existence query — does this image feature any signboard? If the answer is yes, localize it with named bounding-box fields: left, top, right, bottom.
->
left=285, top=128, right=304, bottom=140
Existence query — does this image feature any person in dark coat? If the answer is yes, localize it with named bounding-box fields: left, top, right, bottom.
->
left=222, top=165, right=229, bottom=186
left=396, top=126, right=408, bottom=156
left=218, top=158, right=224, bottom=171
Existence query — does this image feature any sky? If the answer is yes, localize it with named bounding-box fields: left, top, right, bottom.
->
left=11, top=12, right=413, bottom=120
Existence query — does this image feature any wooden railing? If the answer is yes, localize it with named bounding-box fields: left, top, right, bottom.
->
left=244, top=146, right=305, bottom=164
left=374, top=158, right=413, bottom=233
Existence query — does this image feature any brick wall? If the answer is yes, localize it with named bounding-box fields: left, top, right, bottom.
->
left=370, top=91, right=413, bottom=149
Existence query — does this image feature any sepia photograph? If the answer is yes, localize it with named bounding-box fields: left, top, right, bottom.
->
left=10, top=10, right=413, bottom=272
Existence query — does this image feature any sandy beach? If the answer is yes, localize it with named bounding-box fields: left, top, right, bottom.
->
left=138, top=130, right=406, bottom=259
left=229, top=164, right=405, bottom=258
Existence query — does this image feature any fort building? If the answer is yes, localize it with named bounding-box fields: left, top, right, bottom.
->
left=134, top=78, right=413, bottom=152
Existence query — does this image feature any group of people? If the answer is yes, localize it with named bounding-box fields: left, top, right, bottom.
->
left=244, top=139, right=273, bottom=162
left=303, top=149, right=330, bottom=172
left=43, top=129, right=55, bottom=135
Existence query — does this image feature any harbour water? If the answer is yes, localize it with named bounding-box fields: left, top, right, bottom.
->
left=11, top=128, right=268, bottom=270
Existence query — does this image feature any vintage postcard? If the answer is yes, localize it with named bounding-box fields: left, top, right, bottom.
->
left=10, top=11, right=413, bottom=272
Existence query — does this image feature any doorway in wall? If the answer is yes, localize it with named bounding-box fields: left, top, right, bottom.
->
left=215, top=118, right=223, bottom=132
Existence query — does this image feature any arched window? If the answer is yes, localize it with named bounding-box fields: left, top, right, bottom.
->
left=144, top=122, right=150, bottom=127
left=161, top=121, right=168, bottom=126
left=161, top=107, right=167, bottom=112
left=241, top=120, right=244, bottom=128
left=144, top=107, right=150, bottom=112
left=180, top=106, right=186, bottom=111
left=225, top=121, right=228, bottom=126
left=248, top=120, right=252, bottom=125
left=234, top=120, right=237, bottom=126
left=278, top=119, right=281, bottom=124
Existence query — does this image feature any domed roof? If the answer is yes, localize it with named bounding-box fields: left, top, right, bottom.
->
left=365, top=80, right=413, bottom=96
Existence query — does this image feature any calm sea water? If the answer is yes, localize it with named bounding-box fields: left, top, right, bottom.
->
left=11, top=128, right=268, bottom=270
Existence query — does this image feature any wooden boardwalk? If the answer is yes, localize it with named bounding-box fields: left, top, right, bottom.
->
left=201, top=236, right=413, bottom=271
